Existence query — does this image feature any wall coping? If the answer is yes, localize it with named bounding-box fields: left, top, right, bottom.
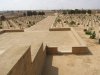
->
left=0, top=45, right=30, bottom=75
left=0, top=29, right=24, bottom=34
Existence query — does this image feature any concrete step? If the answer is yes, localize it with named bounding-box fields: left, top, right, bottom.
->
left=58, top=46, right=72, bottom=54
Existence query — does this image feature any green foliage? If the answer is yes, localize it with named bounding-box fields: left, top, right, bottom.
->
left=62, top=10, right=67, bottom=15
left=68, top=9, right=87, bottom=14
left=87, top=10, right=92, bottom=14
left=33, top=11, right=37, bottom=15
left=90, top=31, right=96, bottom=39
left=38, top=11, right=45, bottom=15
left=85, top=30, right=92, bottom=35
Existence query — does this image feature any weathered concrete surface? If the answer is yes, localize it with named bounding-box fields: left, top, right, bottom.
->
left=0, top=46, right=30, bottom=75
left=0, top=42, right=46, bottom=75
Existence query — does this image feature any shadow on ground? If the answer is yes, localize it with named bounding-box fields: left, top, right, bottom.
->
left=42, top=55, right=58, bottom=75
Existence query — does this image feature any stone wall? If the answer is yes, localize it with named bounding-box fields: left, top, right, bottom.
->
left=72, top=47, right=89, bottom=54
left=46, top=46, right=58, bottom=55
left=0, top=29, right=24, bottom=34
left=0, top=43, right=46, bottom=75
left=49, top=28, right=71, bottom=31
left=31, top=44, right=46, bottom=75
left=8, top=48, right=32, bottom=75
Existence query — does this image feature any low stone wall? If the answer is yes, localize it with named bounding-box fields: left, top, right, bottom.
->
left=0, top=43, right=46, bottom=75
left=31, top=44, right=46, bottom=75
left=0, top=46, right=31, bottom=75
left=71, top=28, right=89, bottom=54
left=8, top=47, right=32, bottom=75
left=46, top=46, right=58, bottom=54
left=4, top=29, right=24, bottom=32
left=49, top=28, right=71, bottom=31
left=0, top=29, right=24, bottom=34
left=72, top=47, right=89, bottom=54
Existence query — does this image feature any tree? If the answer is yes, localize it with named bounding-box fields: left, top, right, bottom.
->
left=33, top=11, right=37, bottom=15
left=87, top=10, right=92, bottom=14
left=75, top=9, right=80, bottom=14
left=23, top=13, right=26, bottom=16
left=62, top=10, right=67, bottom=15
left=81, top=10, right=86, bottom=14
left=0, top=15, right=6, bottom=21
left=38, top=11, right=45, bottom=15
left=26, top=11, right=33, bottom=16
left=68, top=10, right=75, bottom=14
left=57, top=18, right=61, bottom=23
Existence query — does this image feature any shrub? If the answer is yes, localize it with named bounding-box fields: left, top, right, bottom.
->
left=57, top=18, right=61, bottom=23
left=85, top=30, right=92, bottom=35
left=70, top=21, right=76, bottom=25
left=84, top=29, right=87, bottom=32
left=90, top=31, right=96, bottom=39
left=77, top=23, right=80, bottom=25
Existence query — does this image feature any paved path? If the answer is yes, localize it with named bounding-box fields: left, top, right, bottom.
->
left=25, top=16, right=56, bottom=31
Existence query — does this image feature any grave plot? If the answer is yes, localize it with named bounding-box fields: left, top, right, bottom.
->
left=0, top=15, right=46, bottom=30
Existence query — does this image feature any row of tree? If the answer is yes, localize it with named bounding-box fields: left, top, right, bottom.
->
left=24, top=11, right=45, bottom=16
left=62, top=9, right=92, bottom=14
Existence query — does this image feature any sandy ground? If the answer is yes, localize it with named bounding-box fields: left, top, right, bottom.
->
left=42, top=25, right=100, bottom=75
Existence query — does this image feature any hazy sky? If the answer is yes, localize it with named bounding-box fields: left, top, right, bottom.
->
left=0, top=0, right=100, bottom=10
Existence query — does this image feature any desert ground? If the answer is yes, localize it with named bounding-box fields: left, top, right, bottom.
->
left=0, top=12, right=100, bottom=75
left=42, top=14, right=100, bottom=75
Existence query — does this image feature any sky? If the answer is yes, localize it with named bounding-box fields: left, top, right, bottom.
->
left=0, top=0, right=100, bottom=11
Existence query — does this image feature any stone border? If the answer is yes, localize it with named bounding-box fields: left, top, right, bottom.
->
left=0, top=29, right=24, bottom=34
left=49, top=27, right=71, bottom=31
left=71, top=28, right=89, bottom=54
left=0, top=42, right=46, bottom=75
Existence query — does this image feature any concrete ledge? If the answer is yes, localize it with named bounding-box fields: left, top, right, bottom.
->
left=46, top=46, right=58, bottom=54
left=71, top=28, right=86, bottom=46
left=0, top=42, right=46, bottom=75
left=0, top=46, right=30, bottom=75
left=72, top=47, right=89, bottom=54
left=71, top=28, right=89, bottom=54
left=0, top=29, right=24, bottom=34
left=49, top=28, right=71, bottom=31
left=4, top=29, right=24, bottom=32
